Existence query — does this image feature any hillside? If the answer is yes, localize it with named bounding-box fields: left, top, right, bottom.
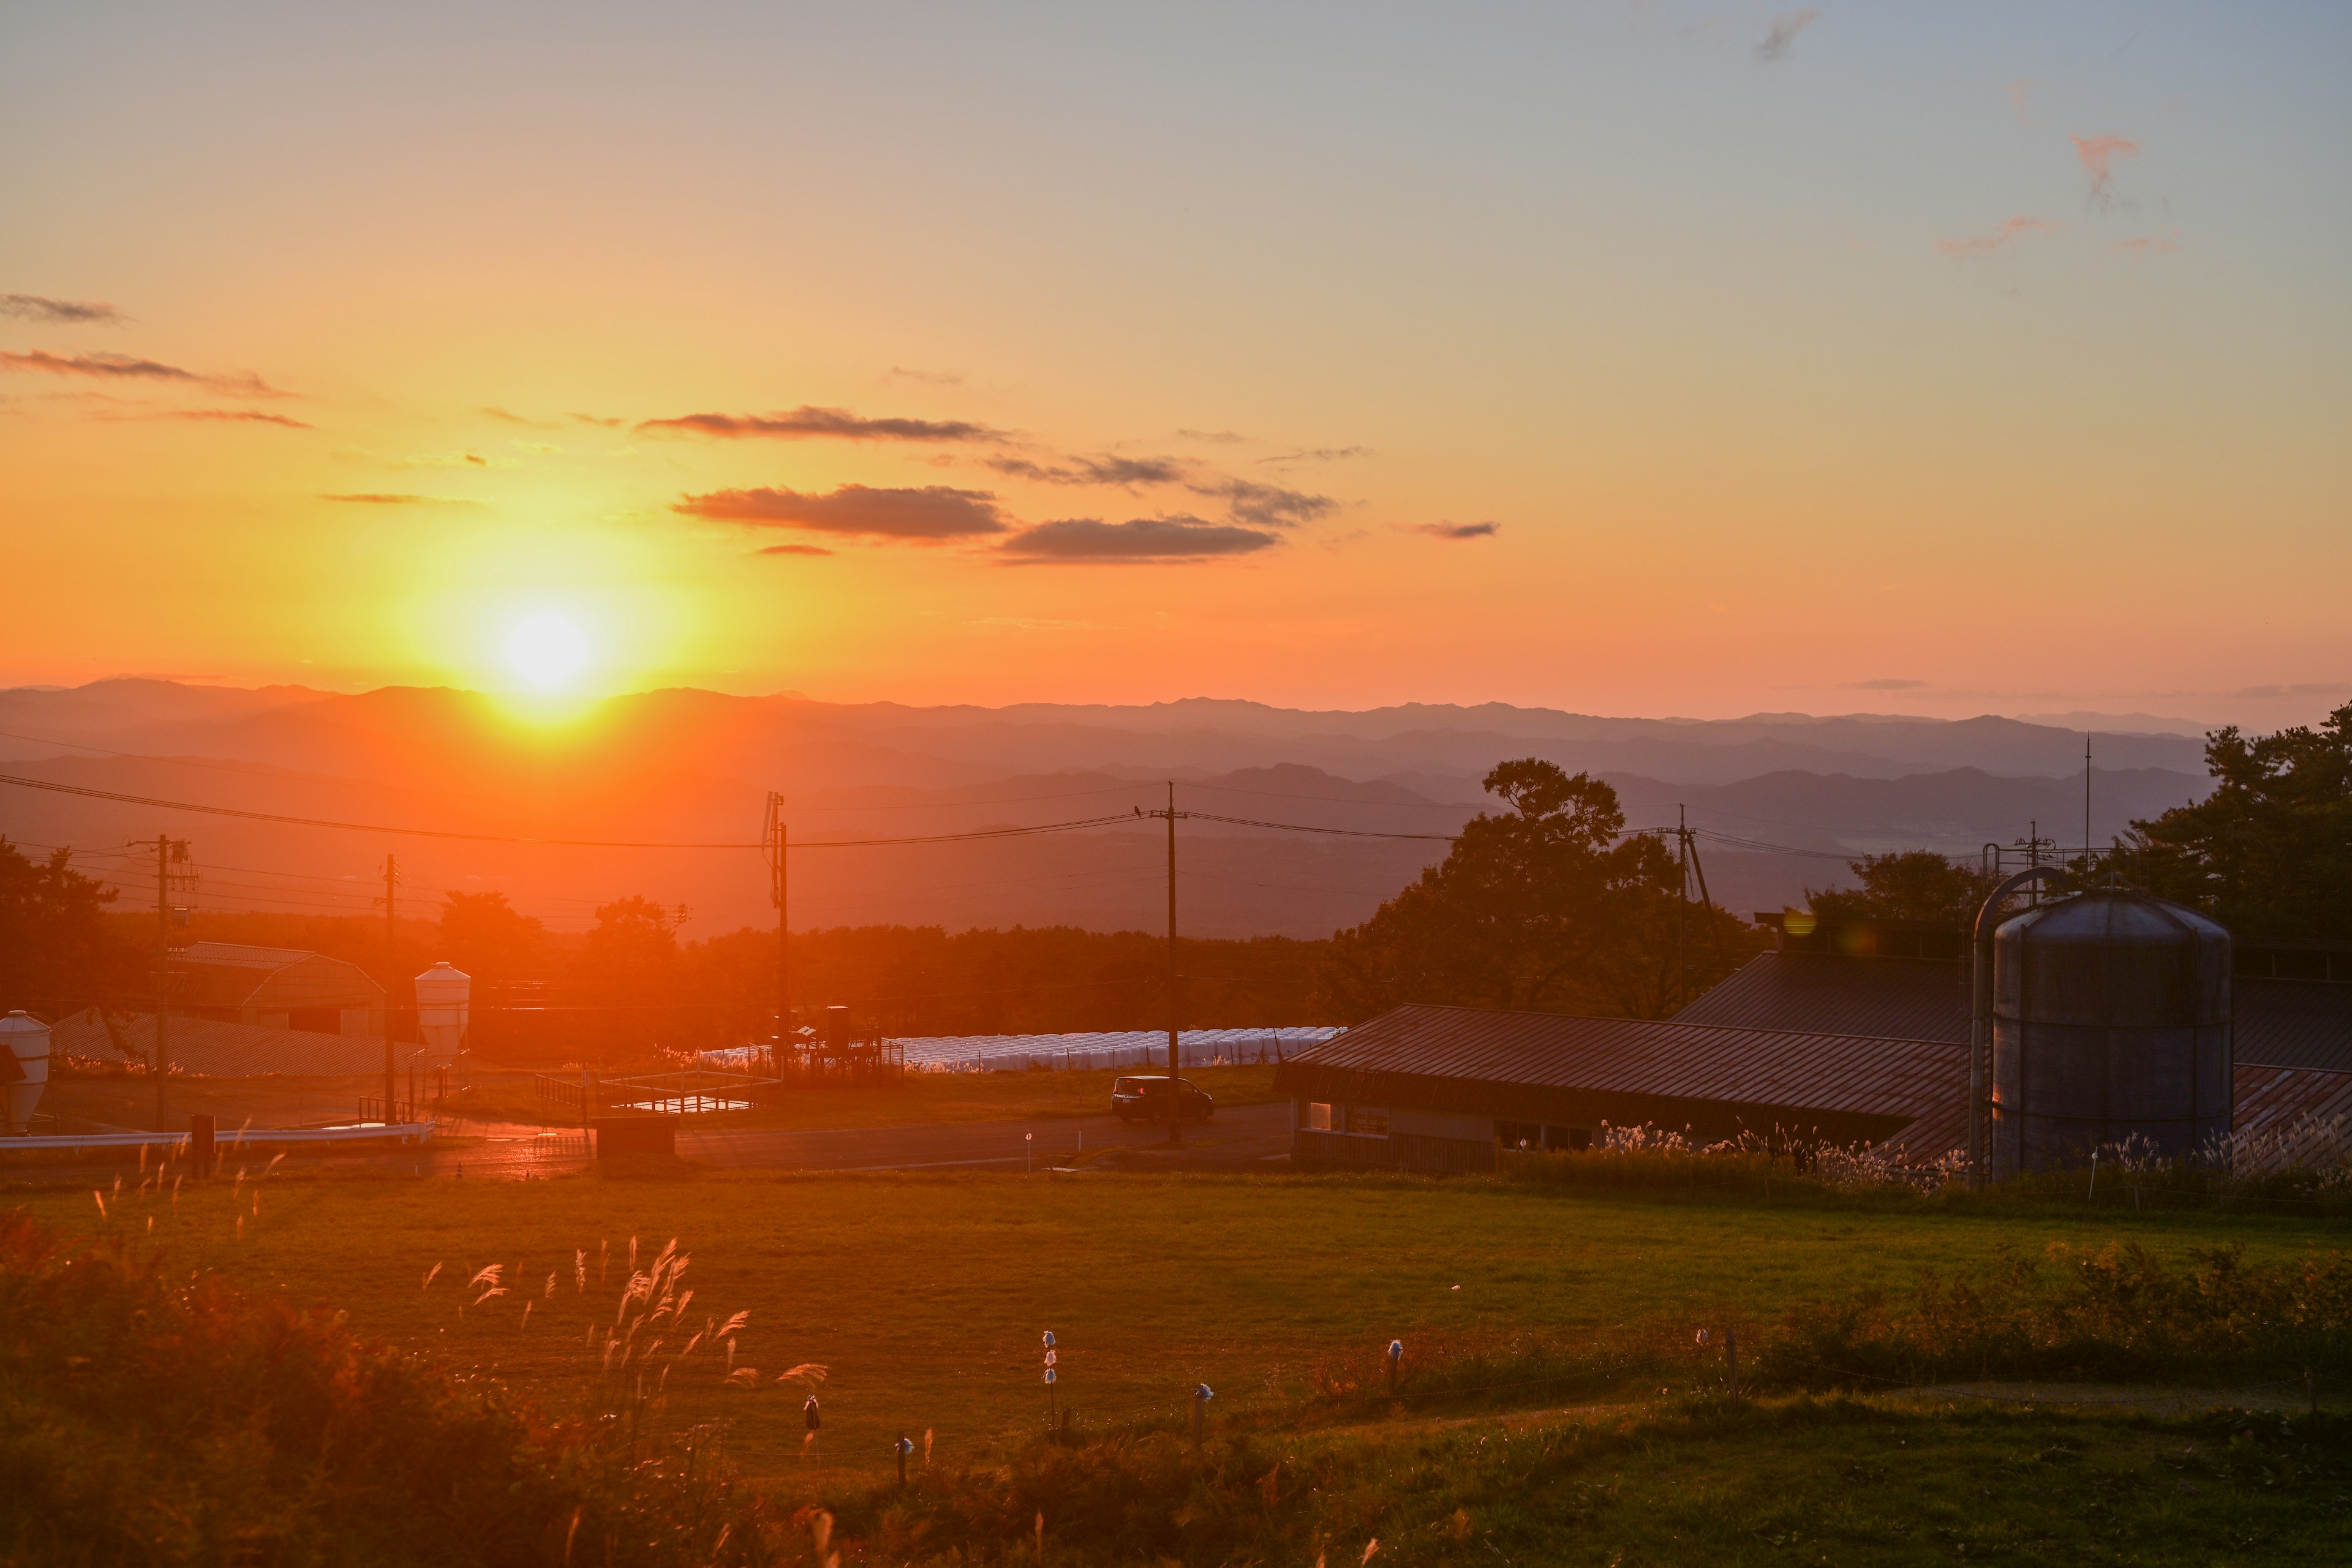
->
left=0, top=681, right=2214, bottom=937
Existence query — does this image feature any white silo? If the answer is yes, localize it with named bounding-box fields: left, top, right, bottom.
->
left=2, top=1011, right=53, bottom=1134
left=414, top=962, right=473, bottom=1060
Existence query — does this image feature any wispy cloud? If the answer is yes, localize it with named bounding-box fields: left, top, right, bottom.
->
left=2006, top=78, right=2036, bottom=127
left=349, top=448, right=517, bottom=470
left=319, top=492, right=481, bottom=505
left=0, top=349, right=284, bottom=395
left=568, top=412, right=622, bottom=428
left=1000, top=515, right=1280, bottom=563
left=676, top=483, right=1010, bottom=540
left=884, top=365, right=964, bottom=386
left=2073, top=134, right=2139, bottom=207
left=1755, top=8, right=1817, bottom=62
left=1256, top=446, right=1370, bottom=465
left=2114, top=234, right=2179, bottom=258
left=1936, top=216, right=2058, bottom=258
left=758, top=543, right=835, bottom=557
left=1189, top=476, right=1335, bottom=527
left=1, top=293, right=123, bottom=325
left=1839, top=677, right=1928, bottom=691
left=1414, top=521, right=1499, bottom=540
left=156, top=409, right=311, bottom=428
left=478, top=405, right=561, bottom=428
left=638, top=406, right=1005, bottom=442
left=1175, top=428, right=1248, bottom=444
left=988, top=453, right=1189, bottom=488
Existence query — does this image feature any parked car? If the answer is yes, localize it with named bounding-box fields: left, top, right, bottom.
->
left=1110, top=1074, right=1215, bottom=1122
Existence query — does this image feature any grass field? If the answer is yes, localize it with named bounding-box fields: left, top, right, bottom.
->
left=23, top=1159, right=2351, bottom=1500
left=439, top=1063, right=1284, bottom=1129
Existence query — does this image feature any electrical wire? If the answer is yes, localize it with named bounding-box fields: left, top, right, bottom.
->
left=1179, top=810, right=1457, bottom=842
left=0, top=771, right=1150, bottom=851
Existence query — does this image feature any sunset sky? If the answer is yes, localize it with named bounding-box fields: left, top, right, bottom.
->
left=2, top=3, right=2346, bottom=726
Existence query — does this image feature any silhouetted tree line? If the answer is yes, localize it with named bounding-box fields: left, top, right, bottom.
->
left=1800, top=702, right=2352, bottom=941
left=16, top=709, right=2343, bottom=1047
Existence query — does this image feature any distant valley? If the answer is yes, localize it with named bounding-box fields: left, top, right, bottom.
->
left=0, top=681, right=2215, bottom=939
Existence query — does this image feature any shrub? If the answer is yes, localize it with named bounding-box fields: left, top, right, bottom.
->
left=0, top=1210, right=764, bottom=1567
left=1750, top=1240, right=2352, bottom=1390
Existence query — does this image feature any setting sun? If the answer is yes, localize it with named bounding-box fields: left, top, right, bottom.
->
left=505, top=612, right=590, bottom=691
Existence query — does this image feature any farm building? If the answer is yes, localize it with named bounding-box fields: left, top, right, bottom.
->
left=172, top=943, right=386, bottom=1038
left=43, top=943, right=393, bottom=1077
left=1678, top=917, right=2352, bottom=1074
left=48, top=1008, right=385, bottom=1076
left=1278, top=916, right=2352, bottom=1175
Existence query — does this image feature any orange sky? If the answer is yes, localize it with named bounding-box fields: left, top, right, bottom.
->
left=2, top=4, right=2346, bottom=728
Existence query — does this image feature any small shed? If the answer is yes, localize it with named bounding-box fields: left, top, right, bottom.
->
left=173, top=943, right=386, bottom=1038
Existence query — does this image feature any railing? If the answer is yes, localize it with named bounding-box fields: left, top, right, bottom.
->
left=535, top=1068, right=787, bottom=1117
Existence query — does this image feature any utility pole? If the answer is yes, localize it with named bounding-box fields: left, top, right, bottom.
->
left=2083, top=735, right=2094, bottom=875
left=1675, top=806, right=1690, bottom=1009
left=766, top=792, right=790, bottom=1076
left=135, top=835, right=191, bottom=1131
left=1136, top=784, right=1189, bottom=1147
left=383, top=853, right=399, bottom=1124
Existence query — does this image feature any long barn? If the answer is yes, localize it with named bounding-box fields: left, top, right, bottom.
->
left=1276, top=919, right=2352, bottom=1175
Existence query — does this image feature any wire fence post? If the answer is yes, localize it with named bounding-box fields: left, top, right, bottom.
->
left=1387, top=1338, right=1403, bottom=1397
left=1192, top=1382, right=1212, bottom=1448
left=1726, top=1326, right=1741, bottom=1411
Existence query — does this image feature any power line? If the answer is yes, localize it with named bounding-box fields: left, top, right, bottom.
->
left=0, top=771, right=1152, bottom=851
left=1180, top=810, right=1457, bottom=842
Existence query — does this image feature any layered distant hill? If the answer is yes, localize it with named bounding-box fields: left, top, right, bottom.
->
left=0, top=681, right=2214, bottom=939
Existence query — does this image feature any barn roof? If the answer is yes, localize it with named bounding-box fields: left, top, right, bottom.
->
left=170, top=943, right=383, bottom=1012
left=1279, top=1003, right=1961, bottom=1134
left=1673, top=950, right=2352, bottom=1074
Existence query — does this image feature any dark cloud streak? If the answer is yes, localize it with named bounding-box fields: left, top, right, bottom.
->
left=1000, top=515, right=1279, bottom=563
left=989, top=454, right=1188, bottom=488
left=676, top=484, right=1009, bottom=540
left=639, top=406, right=1004, bottom=443
left=1189, top=476, right=1335, bottom=527
left=0, top=349, right=284, bottom=396
left=1, top=293, right=123, bottom=325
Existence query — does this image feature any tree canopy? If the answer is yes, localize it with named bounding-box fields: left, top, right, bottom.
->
left=1321, top=759, right=1747, bottom=1021
left=2127, top=702, right=2352, bottom=938
left=1805, top=850, right=1996, bottom=929
left=0, top=839, right=137, bottom=1017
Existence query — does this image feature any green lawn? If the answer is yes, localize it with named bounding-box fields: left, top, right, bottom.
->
left=23, top=1163, right=2348, bottom=1493
left=439, top=1063, right=1283, bottom=1128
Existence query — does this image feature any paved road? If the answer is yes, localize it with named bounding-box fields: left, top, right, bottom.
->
left=380, top=1100, right=1292, bottom=1181
left=10, top=1102, right=1295, bottom=1185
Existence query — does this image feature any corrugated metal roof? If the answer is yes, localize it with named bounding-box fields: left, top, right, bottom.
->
left=169, top=944, right=383, bottom=1013
left=1675, top=952, right=1970, bottom=1042
left=1675, top=951, right=2352, bottom=1074
left=2234, top=1063, right=2352, bottom=1138
left=2236, top=979, right=2352, bottom=1073
left=1283, top=1004, right=1961, bottom=1123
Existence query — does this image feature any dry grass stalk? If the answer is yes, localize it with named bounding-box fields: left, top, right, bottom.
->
left=421, top=1262, right=442, bottom=1291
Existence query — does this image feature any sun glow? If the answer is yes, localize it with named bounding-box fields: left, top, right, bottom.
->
left=506, top=612, right=592, bottom=690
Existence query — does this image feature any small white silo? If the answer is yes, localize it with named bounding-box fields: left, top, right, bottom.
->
left=414, top=962, right=473, bottom=1060
left=2, top=1011, right=53, bottom=1134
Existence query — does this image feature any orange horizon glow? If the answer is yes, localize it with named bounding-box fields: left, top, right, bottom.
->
left=2, top=7, right=2346, bottom=734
